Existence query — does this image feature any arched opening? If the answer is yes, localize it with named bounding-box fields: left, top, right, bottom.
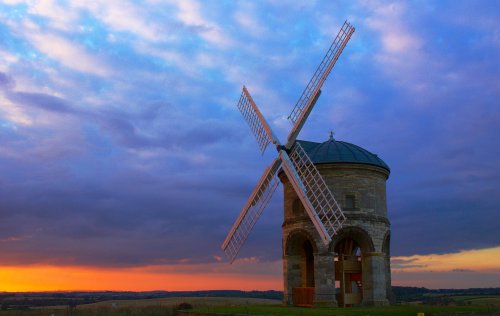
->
left=331, top=228, right=373, bottom=307
left=285, top=230, right=316, bottom=306
left=334, top=238, right=363, bottom=307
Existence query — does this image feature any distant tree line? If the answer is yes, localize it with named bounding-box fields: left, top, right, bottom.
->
left=392, top=286, right=500, bottom=303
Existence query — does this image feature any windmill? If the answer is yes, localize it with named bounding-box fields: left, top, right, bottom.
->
left=222, top=21, right=355, bottom=263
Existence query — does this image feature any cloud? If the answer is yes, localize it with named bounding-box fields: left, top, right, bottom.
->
left=26, top=0, right=80, bottom=32
left=358, top=1, right=431, bottom=92
left=392, top=247, right=500, bottom=273
left=74, top=1, right=172, bottom=43
left=0, top=72, right=15, bottom=90
left=25, top=30, right=112, bottom=77
left=365, top=3, right=421, bottom=53
left=7, top=91, right=76, bottom=114
left=391, top=247, right=500, bottom=288
left=451, top=268, right=473, bottom=273
left=0, top=235, right=28, bottom=243
left=16, top=0, right=171, bottom=43
left=233, top=3, right=268, bottom=38
left=173, top=0, right=233, bottom=47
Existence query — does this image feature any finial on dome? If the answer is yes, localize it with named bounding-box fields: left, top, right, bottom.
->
left=329, top=130, right=335, bottom=141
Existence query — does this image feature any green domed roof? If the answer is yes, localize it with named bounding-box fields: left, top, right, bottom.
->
left=295, top=137, right=390, bottom=172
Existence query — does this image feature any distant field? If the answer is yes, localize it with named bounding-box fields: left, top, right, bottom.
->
left=80, top=296, right=280, bottom=309
left=195, top=303, right=500, bottom=316
left=0, top=296, right=499, bottom=316
left=449, top=295, right=500, bottom=306
left=0, top=297, right=281, bottom=316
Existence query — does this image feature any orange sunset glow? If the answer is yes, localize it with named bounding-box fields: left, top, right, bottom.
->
left=0, top=263, right=282, bottom=292
left=2, top=247, right=499, bottom=291
left=391, top=246, right=500, bottom=273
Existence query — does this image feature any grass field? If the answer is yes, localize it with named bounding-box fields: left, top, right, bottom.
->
left=80, top=296, right=280, bottom=309
left=0, top=296, right=499, bottom=316
left=195, top=303, right=500, bottom=316
left=0, top=297, right=280, bottom=316
left=448, top=295, right=500, bottom=306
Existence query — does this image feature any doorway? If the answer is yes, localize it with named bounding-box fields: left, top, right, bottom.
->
left=335, top=237, right=362, bottom=306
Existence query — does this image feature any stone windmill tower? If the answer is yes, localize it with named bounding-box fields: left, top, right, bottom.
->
left=281, top=135, right=391, bottom=306
left=221, top=21, right=392, bottom=306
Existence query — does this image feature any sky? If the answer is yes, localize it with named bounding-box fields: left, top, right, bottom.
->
left=0, top=0, right=499, bottom=291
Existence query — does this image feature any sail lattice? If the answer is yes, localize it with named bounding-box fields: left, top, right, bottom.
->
left=289, top=142, right=346, bottom=237
left=221, top=159, right=281, bottom=262
left=237, top=86, right=273, bottom=154
left=288, top=21, right=355, bottom=126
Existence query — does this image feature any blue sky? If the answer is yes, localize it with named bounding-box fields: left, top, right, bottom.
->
left=0, top=0, right=499, bottom=288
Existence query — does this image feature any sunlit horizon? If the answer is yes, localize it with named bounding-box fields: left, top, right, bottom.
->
left=2, top=246, right=499, bottom=292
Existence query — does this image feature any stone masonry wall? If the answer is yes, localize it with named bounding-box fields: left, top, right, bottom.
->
left=280, top=162, right=391, bottom=306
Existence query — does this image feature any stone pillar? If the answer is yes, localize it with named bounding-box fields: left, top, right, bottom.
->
left=313, top=252, right=337, bottom=306
left=361, top=252, right=389, bottom=306
left=385, top=252, right=395, bottom=304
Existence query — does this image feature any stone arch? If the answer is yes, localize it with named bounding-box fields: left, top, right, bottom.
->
left=284, top=229, right=317, bottom=289
left=330, top=227, right=373, bottom=307
left=284, top=229, right=318, bottom=256
left=329, top=226, right=375, bottom=254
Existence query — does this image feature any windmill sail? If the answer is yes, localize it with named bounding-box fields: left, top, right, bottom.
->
left=222, top=21, right=354, bottom=262
left=279, top=151, right=332, bottom=245
left=221, top=158, right=281, bottom=262
left=288, top=142, right=345, bottom=237
left=286, top=21, right=355, bottom=148
left=237, top=86, right=279, bottom=154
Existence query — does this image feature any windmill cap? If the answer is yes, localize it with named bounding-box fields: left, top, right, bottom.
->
left=295, top=138, right=390, bottom=172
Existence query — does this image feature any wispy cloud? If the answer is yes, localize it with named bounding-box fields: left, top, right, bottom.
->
left=74, top=1, right=172, bottom=43
left=392, top=247, right=500, bottom=273
left=27, top=32, right=112, bottom=77
left=173, top=0, right=233, bottom=47
left=391, top=247, right=500, bottom=288
left=362, top=2, right=426, bottom=91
